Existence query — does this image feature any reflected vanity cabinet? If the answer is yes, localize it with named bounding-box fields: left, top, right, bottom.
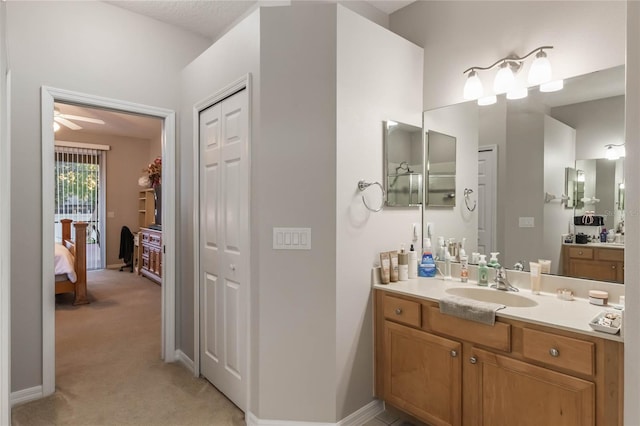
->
left=562, top=245, right=624, bottom=283
left=139, top=227, right=162, bottom=284
left=374, top=290, right=623, bottom=426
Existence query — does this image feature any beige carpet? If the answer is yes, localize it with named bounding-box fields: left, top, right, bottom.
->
left=12, top=269, right=245, bottom=426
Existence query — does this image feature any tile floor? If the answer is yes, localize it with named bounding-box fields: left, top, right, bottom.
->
left=363, top=406, right=428, bottom=426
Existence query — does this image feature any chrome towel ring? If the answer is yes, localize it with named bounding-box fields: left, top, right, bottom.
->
left=464, top=188, right=477, bottom=212
left=358, top=180, right=385, bottom=212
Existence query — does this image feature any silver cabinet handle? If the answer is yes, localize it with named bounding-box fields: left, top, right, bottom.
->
left=450, top=350, right=458, bottom=358
left=395, top=308, right=402, bottom=315
left=549, top=348, right=560, bottom=357
left=578, top=251, right=583, bottom=255
left=469, top=356, right=477, bottom=364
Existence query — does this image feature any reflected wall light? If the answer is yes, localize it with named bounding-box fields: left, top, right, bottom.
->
left=605, top=143, right=625, bottom=160
left=463, top=46, right=559, bottom=104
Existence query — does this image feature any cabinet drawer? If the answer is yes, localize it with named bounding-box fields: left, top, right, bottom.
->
left=383, top=295, right=421, bottom=328
left=424, top=306, right=511, bottom=352
left=522, top=328, right=594, bottom=376
left=568, top=247, right=593, bottom=259
left=596, top=248, right=624, bottom=262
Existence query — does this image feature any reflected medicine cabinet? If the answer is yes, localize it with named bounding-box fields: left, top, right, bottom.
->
left=426, top=130, right=456, bottom=207
left=383, top=121, right=424, bottom=207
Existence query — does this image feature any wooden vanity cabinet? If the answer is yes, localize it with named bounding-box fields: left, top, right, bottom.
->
left=562, top=245, right=624, bottom=283
left=374, top=290, right=623, bottom=426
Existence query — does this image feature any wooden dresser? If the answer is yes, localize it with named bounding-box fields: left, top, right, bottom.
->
left=139, top=227, right=162, bottom=284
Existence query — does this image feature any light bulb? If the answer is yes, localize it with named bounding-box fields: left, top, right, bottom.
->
left=605, top=145, right=619, bottom=161
left=494, top=62, right=515, bottom=94
left=506, top=87, right=528, bottom=100
left=463, top=70, right=484, bottom=100
left=477, top=95, right=497, bottom=106
left=540, top=79, right=564, bottom=92
left=528, top=50, right=552, bottom=85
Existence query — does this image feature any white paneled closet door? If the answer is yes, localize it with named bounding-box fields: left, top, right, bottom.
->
left=199, top=88, right=248, bottom=411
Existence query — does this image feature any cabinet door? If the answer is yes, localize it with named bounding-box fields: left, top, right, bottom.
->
left=467, top=348, right=594, bottom=426
left=569, top=259, right=618, bottom=282
left=384, top=321, right=462, bottom=426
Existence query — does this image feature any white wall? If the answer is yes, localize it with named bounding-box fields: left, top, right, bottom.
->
left=6, top=1, right=210, bottom=392
left=336, top=6, right=423, bottom=419
left=551, top=95, right=625, bottom=161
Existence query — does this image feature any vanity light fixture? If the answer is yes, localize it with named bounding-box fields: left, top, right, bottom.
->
left=462, top=46, right=556, bottom=102
left=506, top=87, right=528, bottom=100
left=605, top=143, right=625, bottom=160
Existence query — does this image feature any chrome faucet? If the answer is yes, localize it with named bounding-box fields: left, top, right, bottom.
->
left=491, top=267, right=519, bottom=292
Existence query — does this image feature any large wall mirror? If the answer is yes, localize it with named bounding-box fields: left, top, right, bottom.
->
left=383, top=121, right=423, bottom=207
left=422, top=64, right=625, bottom=284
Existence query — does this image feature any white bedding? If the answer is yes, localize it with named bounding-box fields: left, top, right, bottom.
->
left=54, top=243, right=77, bottom=283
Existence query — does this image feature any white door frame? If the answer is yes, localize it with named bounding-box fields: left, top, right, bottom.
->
left=0, top=70, right=11, bottom=425
left=41, top=86, right=177, bottom=396
left=192, top=74, right=252, bottom=402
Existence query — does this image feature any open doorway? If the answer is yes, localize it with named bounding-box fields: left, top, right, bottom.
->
left=41, top=87, right=177, bottom=397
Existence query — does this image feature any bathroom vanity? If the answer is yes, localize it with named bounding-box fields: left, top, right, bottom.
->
left=373, top=281, right=623, bottom=426
left=562, top=243, right=624, bottom=283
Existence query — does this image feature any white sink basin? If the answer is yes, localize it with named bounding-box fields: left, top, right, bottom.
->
left=445, top=287, right=538, bottom=308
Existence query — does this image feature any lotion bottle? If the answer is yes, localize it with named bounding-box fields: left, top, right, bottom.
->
left=460, top=255, right=469, bottom=283
left=443, top=248, right=452, bottom=280
left=408, top=244, right=418, bottom=279
left=478, top=254, right=489, bottom=286
left=398, top=245, right=409, bottom=281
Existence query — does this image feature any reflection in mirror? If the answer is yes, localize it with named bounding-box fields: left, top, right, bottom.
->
left=426, top=130, right=456, bottom=207
left=422, top=65, right=625, bottom=284
left=383, top=121, right=423, bottom=207
left=565, top=167, right=577, bottom=209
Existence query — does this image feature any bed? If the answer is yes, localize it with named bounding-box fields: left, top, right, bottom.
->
left=55, top=219, right=89, bottom=305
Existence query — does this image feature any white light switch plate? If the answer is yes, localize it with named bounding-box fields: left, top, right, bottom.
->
left=273, top=227, right=311, bottom=250
left=519, top=217, right=535, bottom=228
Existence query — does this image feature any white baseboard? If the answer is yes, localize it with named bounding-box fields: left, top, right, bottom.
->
left=338, top=400, right=383, bottom=426
left=175, top=349, right=194, bottom=374
left=10, top=385, right=43, bottom=406
left=247, top=400, right=383, bottom=426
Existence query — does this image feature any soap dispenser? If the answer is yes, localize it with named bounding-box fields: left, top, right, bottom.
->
left=488, top=252, right=500, bottom=268
left=478, top=255, right=489, bottom=286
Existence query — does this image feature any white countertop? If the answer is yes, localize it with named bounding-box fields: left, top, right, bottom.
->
left=563, top=242, right=624, bottom=249
left=374, top=277, right=624, bottom=343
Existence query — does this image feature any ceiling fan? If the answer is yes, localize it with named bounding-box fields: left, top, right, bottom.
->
left=54, top=107, right=105, bottom=131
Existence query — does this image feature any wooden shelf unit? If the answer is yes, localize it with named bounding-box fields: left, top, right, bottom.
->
left=138, top=188, right=156, bottom=229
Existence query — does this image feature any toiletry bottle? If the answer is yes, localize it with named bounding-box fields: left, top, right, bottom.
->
left=488, top=252, right=500, bottom=268
left=437, top=236, right=445, bottom=261
left=443, top=248, right=452, bottom=280
left=389, top=251, right=399, bottom=282
left=408, top=244, right=417, bottom=279
left=419, top=238, right=437, bottom=278
left=459, top=238, right=467, bottom=260
left=529, top=262, right=541, bottom=294
left=398, top=245, right=409, bottom=281
left=460, top=255, right=468, bottom=283
left=478, top=254, right=489, bottom=286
